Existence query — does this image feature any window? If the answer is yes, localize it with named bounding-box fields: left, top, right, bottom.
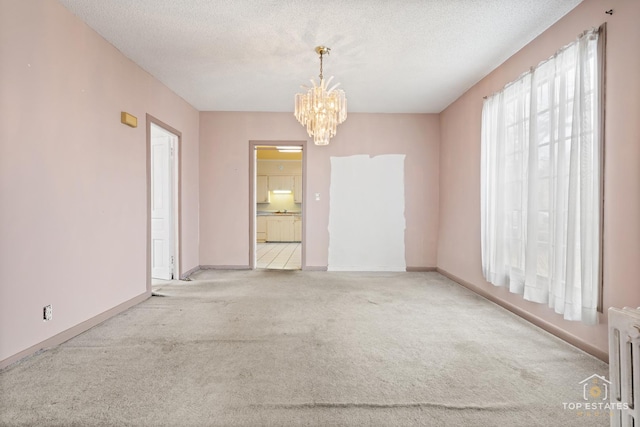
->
left=481, top=27, right=604, bottom=324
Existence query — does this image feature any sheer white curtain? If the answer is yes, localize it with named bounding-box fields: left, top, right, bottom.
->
left=481, top=28, right=602, bottom=324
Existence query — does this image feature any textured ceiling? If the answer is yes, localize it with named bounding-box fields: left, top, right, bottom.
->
left=57, top=0, right=583, bottom=113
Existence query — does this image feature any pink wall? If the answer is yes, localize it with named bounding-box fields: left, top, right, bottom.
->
left=438, top=0, right=640, bottom=359
left=199, top=112, right=440, bottom=269
left=4, top=0, right=630, bottom=368
left=0, top=1, right=199, bottom=366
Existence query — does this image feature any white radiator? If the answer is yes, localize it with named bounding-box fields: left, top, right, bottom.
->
left=609, top=307, right=640, bottom=427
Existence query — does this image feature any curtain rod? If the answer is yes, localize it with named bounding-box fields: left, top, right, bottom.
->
left=482, top=25, right=603, bottom=101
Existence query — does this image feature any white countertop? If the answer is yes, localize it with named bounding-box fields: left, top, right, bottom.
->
left=257, top=211, right=301, bottom=216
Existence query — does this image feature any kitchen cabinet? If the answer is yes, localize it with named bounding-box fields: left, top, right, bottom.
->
left=268, top=175, right=294, bottom=192
left=294, top=216, right=302, bottom=241
left=256, top=216, right=267, bottom=242
left=266, top=216, right=296, bottom=242
left=294, top=175, right=302, bottom=203
left=257, top=175, right=269, bottom=203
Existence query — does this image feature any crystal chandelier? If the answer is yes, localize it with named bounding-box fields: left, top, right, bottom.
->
left=294, top=46, right=347, bottom=146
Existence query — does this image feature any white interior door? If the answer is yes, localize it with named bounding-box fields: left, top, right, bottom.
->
left=151, top=124, right=174, bottom=279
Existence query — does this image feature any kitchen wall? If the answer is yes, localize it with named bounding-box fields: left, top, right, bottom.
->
left=438, top=0, right=640, bottom=360
left=259, top=193, right=299, bottom=212
left=0, top=0, right=200, bottom=367
left=199, top=112, right=440, bottom=269
left=257, top=159, right=302, bottom=212
left=257, top=159, right=302, bottom=176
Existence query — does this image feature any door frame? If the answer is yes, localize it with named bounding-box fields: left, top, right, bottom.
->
left=249, top=140, right=307, bottom=270
left=146, top=114, right=181, bottom=290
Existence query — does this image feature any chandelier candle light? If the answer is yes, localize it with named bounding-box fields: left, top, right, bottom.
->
left=294, top=46, right=347, bottom=145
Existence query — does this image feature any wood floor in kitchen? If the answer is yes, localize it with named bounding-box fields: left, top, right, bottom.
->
left=256, top=243, right=301, bottom=270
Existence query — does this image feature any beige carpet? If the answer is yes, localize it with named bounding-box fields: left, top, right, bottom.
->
left=0, top=271, right=608, bottom=426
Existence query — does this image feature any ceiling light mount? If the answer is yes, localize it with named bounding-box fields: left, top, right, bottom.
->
left=294, top=45, right=347, bottom=146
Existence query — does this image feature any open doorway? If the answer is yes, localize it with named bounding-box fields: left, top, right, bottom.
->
left=148, top=118, right=180, bottom=280
left=249, top=142, right=305, bottom=270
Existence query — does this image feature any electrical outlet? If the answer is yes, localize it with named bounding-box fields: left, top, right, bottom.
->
left=43, top=305, right=52, bottom=321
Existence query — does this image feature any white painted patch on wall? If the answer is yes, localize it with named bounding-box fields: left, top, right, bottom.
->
left=328, top=154, right=406, bottom=271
